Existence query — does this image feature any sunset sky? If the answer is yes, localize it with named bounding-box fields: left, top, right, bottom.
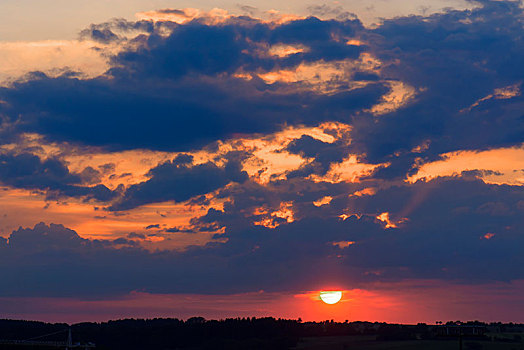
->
left=0, top=0, right=523, bottom=324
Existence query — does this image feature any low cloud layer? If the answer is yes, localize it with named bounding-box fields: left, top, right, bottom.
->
left=1, top=175, right=523, bottom=297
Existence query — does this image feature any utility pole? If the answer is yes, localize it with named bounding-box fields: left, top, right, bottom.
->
left=66, top=328, right=72, bottom=350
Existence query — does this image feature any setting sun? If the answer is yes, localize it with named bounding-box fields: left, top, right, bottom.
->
left=319, top=291, right=343, bottom=305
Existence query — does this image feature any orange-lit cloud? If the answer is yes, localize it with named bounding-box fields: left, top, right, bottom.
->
left=338, top=213, right=362, bottom=221
left=331, top=241, right=355, bottom=249
left=367, top=81, right=419, bottom=116
left=310, top=156, right=385, bottom=183
left=0, top=187, right=221, bottom=248
left=313, top=196, right=333, bottom=207
left=229, top=123, right=345, bottom=184
left=482, top=232, right=495, bottom=240
left=351, top=187, right=376, bottom=197
left=136, top=8, right=230, bottom=25
left=268, top=43, right=309, bottom=57
left=346, top=39, right=363, bottom=46
left=1, top=134, right=180, bottom=189
left=6, top=126, right=334, bottom=190
left=409, top=145, right=524, bottom=185
left=237, top=55, right=381, bottom=95
left=376, top=212, right=408, bottom=228
left=0, top=122, right=359, bottom=242
left=464, top=83, right=521, bottom=111
left=136, top=8, right=304, bottom=26
left=254, top=201, right=295, bottom=228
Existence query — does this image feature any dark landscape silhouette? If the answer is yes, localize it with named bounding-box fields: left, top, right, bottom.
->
left=0, top=318, right=523, bottom=349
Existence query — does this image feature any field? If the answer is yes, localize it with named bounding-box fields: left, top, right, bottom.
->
left=295, top=334, right=524, bottom=350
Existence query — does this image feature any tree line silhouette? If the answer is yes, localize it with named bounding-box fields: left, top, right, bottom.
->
left=0, top=318, right=522, bottom=350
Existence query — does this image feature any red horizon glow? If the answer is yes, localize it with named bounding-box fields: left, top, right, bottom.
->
left=2, top=281, right=523, bottom=324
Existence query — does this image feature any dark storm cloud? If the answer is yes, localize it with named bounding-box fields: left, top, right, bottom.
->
left=0, top=1, right=520, bottom=181
left=0, top=152, right=79, bottom=190
left=8, top=223, right=89, bottom=251
left=108, top=154, right=248, bottom=211
left=0, top=14, right=383, bottom=152
left=193, top=175, right=524, bottom=285
left=263, top=17, right=364, bottom=63
left=0, top=152, right=116, bottom=201
left=348, top=0, right=524, bottom=173
left=285, top=135, right=350, bottom=177
left=0, top=73, right=384, bottom=152
left=1, top=176, right=523, bottom=297
left=112, top=23, right=245, bottom=78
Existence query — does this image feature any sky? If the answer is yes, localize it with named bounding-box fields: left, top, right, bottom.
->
left=0, top=0, right=523, bottom=324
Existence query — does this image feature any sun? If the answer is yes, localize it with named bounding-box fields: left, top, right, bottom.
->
left=319, top=291, right=342, bottom=304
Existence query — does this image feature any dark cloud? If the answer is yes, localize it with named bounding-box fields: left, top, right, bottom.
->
left=196, top=175, right=524, bottom=285
left=348, top=0, right=524, bottom=174
left=80, top=26, right=121, bottom=44
left=285, top=134, right=350, bottom=177
left=79, top=166, right=102, bottom=185
left=108, top=155, right=248, bottom=211
left=0, top=14, right=383, bottom=152
left=267, top=17, right=363, bottom=62
left=172, top=153, right=194, bottom=166
left=1, top=176, right=523, bottom=297
left=113, top=24, right=245, bottom=78
left=8, top=223, right=88, bottom=252
left=0, top=152, right=116, bottom=202
left=1, top=2, right=520, bottom=181
left=0, top=72, right=384, bottom=152
left=0, top=152, right=79, bottom=190
left=79, top=18, right=157, bottom=43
